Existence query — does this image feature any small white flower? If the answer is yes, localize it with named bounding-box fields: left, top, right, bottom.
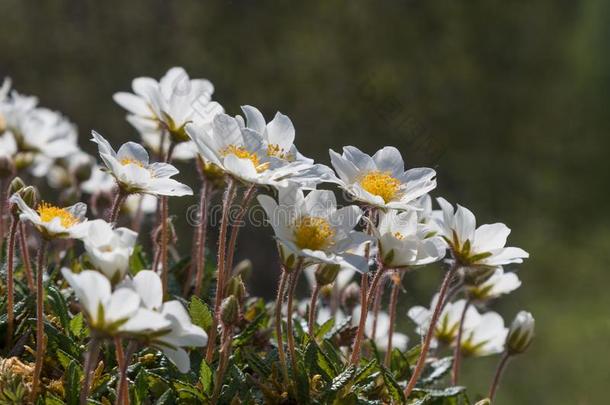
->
left=125, top=271, right=208, bottom=372
left=113, top=67, right=223, bottom=144
left=91, top=130, right=193, bottom=196
left=82, top=220, right=138, bottom=282
left=375, top=209, right=446, bottom=269
left=352, top=305, right=408, bottom=351
left=0, top=132, right=17, bottom=159
left=467, top=267, right=521, bottom=301
left=408, top=295, right=480, bottom=348
left=258, top=185, right=370, bottom=272
left=10, top=193, right=90, bottom=239
left=328, top=146, right=436, bottom=210
left=459, top=310, right=508, bottom=357
left=433, top=197, right=529, bottom=267
left=61, top=269, right=170, bottom=336
left=81, top=165, right=116, bottom=195
left=124, top=194, right=158, bottom=217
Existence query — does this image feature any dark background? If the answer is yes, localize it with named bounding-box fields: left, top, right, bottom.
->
left=2, top=1, right=608, bottom=403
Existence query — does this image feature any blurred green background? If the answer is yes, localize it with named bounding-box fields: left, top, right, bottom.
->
left=1, top=1, right=608, bottom=403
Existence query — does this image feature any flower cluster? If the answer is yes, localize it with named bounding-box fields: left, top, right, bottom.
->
left=0, top=68, right=535, bottom=404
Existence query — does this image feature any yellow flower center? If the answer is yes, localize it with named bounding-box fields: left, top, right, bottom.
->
left=394, top=231, right=405, bottom=240
left=359, top=171, right=401, bottom=203
left=37, top=202, right=79, bottom=228
left=293, top=216, right=335, bottom=251
left=267, top=144, right=294, bottom=161
left=120, top=158, right=145, bottom=168
left=221, top=144, right=269, bottom=172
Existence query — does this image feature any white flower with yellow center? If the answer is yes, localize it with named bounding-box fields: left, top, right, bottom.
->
left=258, top=185, right=370, bottom=272
left=10, top=193, right=90, bottom=239
left=328, top=146, right=436, bottom=210
left=113, top=67, right=223, bottom=145
left=459, top=310, right=508, bottom=357
left=375, top=209, right=446, bottom=269
left=61, top=269, right=170, bottom=337
left=433, top=197, right=529, bottom=267
left=82, top=220, right=138, bottom=283
left=121, top=271, right=208, bottom=372
left=408, top=295, right=480, bottom=348
left=91, top=131, right=192, bottom=196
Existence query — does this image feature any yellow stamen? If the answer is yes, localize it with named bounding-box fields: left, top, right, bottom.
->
left=267, top=144, right=294, bottom=161
left=120, top=158, right=145, bottom=168
left=221, top=144, right=269, bottom=172
left=293, top=216, right=335, bottom=251
left=394, top=231, right=405, bottom=240
left=37, top=202, right=79, bottom=228
left=359, top=170, right=401, bottom=203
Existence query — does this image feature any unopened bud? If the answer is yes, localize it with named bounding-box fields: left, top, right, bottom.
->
left=341, top=282, right=361, bottom=313
left=18, top=186, right=38, bottom=207
left=226, top=275, right=247, bottom=303
left=0, top=156, right=14, bottom=178
left=14, top=152, right=34, bottom=171
left=220, top=295, right=239, bottom=326
left=233, top=259, right=252, bottom=279
left=8, top=177, right=25, bottom=194
left=506, top=311, right=535, bottom=355
left=315, top=264, right=340, bottom=286
left=461, top=265, right=496, bottom=287
left=73, top=159, right=93, bottom=183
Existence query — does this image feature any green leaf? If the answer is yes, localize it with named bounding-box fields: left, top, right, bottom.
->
left=422, top=357, right=453, bottom=385
left=326, top=365, right=357, bottom=397
left=199, top=360, right=213, bottom=394
left=315, top=318, right=335, bottom=339
left=46, top=284, right=70, bottom=334
left=133, top=370, right=148, bottom=405
left=189, top=296, right=213, bottom=333
left=233, top=311, right=267, bottom=348
left=154, top=388, right=176, bottom=405
left=69, top=312, right=85, bottom=338
left=353, top=359, right=378, bottom=385
left=64, top=360, right=82, bottom=405
left=380, top=364, right=405, bottom=404
left=129, top=244, right=148, bottom=274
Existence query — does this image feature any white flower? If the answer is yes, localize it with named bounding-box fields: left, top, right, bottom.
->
left=459, top=310, right=508, bottom=357
left=433, top=197, right=529, bottom=267
left=113, top=67, right=223, bottom=145
left=10, top=193, right=90, bottom=239
left=0, top=77, right=10, bottom=102
left=375, top=209, right=446, bottom=269
left=125, top=271, right=208, bottom=372
left=0, top=89, right=38, bottom=133
left=82, top=220, right=138, bottom=282
left=61, top=269, right=170, bottom=336
left=328, top=146, right=436, bottom=210
left=352, top=305, right=408, bottom=351
left=188, top=113, right=330, bottom=188
left=124, top=194, right=158, bottom=217
left=258, top=185, right=370, bottom=272
left=467, top=267, right=521, bottom=301
left=91, top=130, right=193, bottom=196
left=0, top=132, right=17, bottom=159
left=408, top=295, right=480, bottom=348
left=81, top=165, right=116, bottom=195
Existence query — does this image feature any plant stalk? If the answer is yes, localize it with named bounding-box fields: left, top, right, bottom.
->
left=451, top=298, right=472, bottom=384
left=18, top=222, right=35, bottom=290
left=5, top=215, right=18, bottom=347
left=275, top=269, right=290, bottom=388
left=224, top=184, right=256, bottom=281
left=488, top=351, right=511, bottom=402
left=384, top=270, right=401, bottom=367
left=286, top=261, right=303, bottom=377
left=308, top=283, right=321, bottom=340
left=80, top=338, right=101, bottom=405
left=191, top=178, right=210, bottom=297
left=31, top=238, right=48, bottom=402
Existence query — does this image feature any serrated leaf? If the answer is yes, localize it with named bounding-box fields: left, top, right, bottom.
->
left=353, top=359, right=378, bottom=385
left=199, top=360, right=213, bottom=394
left=421, top=357, right=453, bottom=385
left=154, top=388, right=176, bottom=405
left=189, top=296, right=213, bottom=333
left=233, top=311, right=266, bottom=348
left=381, top=364, right=405, bottom=404
left=133, top=369, right=148, bottom=405
left=46, top=284, right=70, bottom=334
left=315, top=318, right=335, bottom=339
left=327, top=365, right=356, bottom=395
left=65, top=360, right=81, bottom=405
left=69, top=313, right=85, bottom=338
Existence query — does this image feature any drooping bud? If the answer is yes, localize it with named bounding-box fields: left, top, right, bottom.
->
left=226, top=275, right=247, bottom=303
left=73, top=158, right=93, bottom=184
left=314, top=264, right=340, bottom=286
left=233, top=259, right=252, bottom=279
left=460, top=265, right=496, bottom=287
left=18, top=186, right=38, bottom=208
left=14, top=152, right=34, bottom=171
left=8, top=177, right=25, bottom=195
left=506, top=311, right=535, bottom=355
left=220, top=295, right=239, bottom=327
left=341, top=282, right=361, bottom=313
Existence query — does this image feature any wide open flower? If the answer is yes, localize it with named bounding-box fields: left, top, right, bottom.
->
left=459, top=310, right=508, bottom=357
left=123, top=271, right=208, bottom=372
left=188, top=113, right=329, bottom=189
left=82, top=220, right=138, bottom=283
left=61, top=269, right=169, bottom=337
left=328, top=146, right=436, bottom=210
left=91, top=130, right=192, bottom=196
left=258, top=185, right=369, bottom=272
left=466, top=267, right=521, bottom=301
left=408, top=295, right=480, bottom=348
left=433, top=197, right=529, bottom=267
left=113, top=67, right=223, bottom=145
left=375, top=209, right=446, bottom=269
left=10, top=193, right=90, bottom=239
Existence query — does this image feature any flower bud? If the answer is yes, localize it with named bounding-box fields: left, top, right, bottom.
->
left=233, top=259, right=252, bottom=279
left=0, top=156, right=14, bottom=178
left=14, top=152, right=34, bottom=171
left=18, top=186, right=38, bottom=208
left=73, top=159, right=93, bottom=183
left=506, top=311, right=535, bottom=355
left=220, top=295, right=239, bottom=327
left=315, top=264, right=340, bottom=286
left=341, top=282, right=361, bottom=313
left=8, top=177, right=26, bottom=195
left=460, top=265, right=496, bottom=287
left=226, top=275, right=247, bottom=303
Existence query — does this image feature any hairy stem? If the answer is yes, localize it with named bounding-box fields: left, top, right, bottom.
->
left=160, top=196, right=170, bottom=296
left=116, top=340, right=137, bottom=405
left=371, top=273, right=387, bottom=341
left=108, top=187, right=127, bottom=224
left=205, top=177, right=236, bottom=363
left=80, top=338, right=100, bottom=405
left=451, top=298, right=472, bottom=385
left=286, top=262, right=303, bottom=377
left=488, top=351, right=511, bottom=402
left=18, top=222, right=34, bottom=290
left=224, top=184, right=256, bottom=282
left=211, top=326, right=233, bottom=403
left=384, top=270, right=401, bottom=367
left=5, top=215, right=18, bottom=347
left=308, top=283, right=321, bottom=340
left=275, top=269, right=290, bottom=388
left=191, top=179, right=209, bottom=297
left=404, top=263, right=458, bottom=398
left=32, top=238, right=48, bottom=402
